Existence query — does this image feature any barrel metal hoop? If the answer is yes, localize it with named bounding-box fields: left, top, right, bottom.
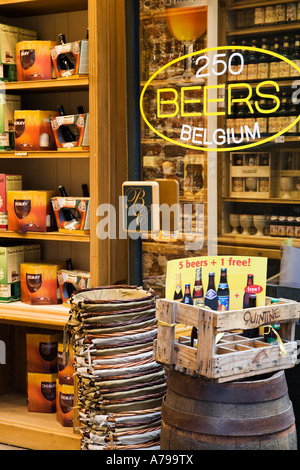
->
left=167, top=369, right=288, bottom=403
left=161, top=397, right=295, bottom=436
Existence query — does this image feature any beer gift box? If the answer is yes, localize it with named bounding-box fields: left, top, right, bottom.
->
left=7, top=190, right=57, bottom=232
left=0, top=174, right=22, bottom=229
left=16, top=40, right=57, bottom=81
left=51, top=39, right=89, bottom=78
left=51, top=112, right=90, bottom=150
left=56, top=381, right=74, bottom=426
left=51, top=196, right=90, bottom=234
left=27, top=372, right=57, bottom=413
left=58, top=268, right=90, bottom=306
left=20, top=262, right=63, bottom=305
left=26, top=332, right=58, bottom=374
left=14, top=110, right=59, bottom=151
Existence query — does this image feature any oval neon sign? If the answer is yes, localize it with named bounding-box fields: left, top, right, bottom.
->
left=140, top=45, right=300, bottom=152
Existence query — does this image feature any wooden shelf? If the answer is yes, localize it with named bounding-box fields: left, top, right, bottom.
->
left=0, top=150, right=89, bottom=159
left=223, top=197, right=300, bottom=204
left=219, top=233, right=287, bottom=247
left=0, top=230, right=90, bottom=242
left=227, top=21, right=300, bottom=36
left=0, top=0, right=87, bottom=16
left=0, top=394, right=80, bottom=450
left=230, top=0, right=298, bottom=10
left=1, top=76, right=89, bottom=93
left=0, top=302, right=70, bottom=328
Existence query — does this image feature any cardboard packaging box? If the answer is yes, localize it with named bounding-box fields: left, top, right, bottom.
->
left=57, top=343, right=74, bottom=385
left=51, top=112, right=89, bottom=150
left=51, top=196, right=90, bottom=234
left=56, top=381, right=74, bottom=426
left=58, top=269, right=90, bottom=306
left=0, top=95, right=21, bottom=150
left=14, top=110, right=58, bottom=151
left=7, top=190, right=57, bottom=232
left=27, top=372, right=57, bottom=413
left=0, top=174, right=22, bottom=229
left=0, top=281, right=20, bottom=302
left=26, top=332, right=58, bottom=374
left=0, top=24, right=19, bottom=81
left=16, top=40, right=57, bottom=81
left=20, top=262, right=62, bottom=305
left=51, top=40, right=89, bottom=78
left=0, top=244, right=24, bottom=284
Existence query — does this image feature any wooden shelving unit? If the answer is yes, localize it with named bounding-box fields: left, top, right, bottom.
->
left=0, top=0, right=127, bottom=450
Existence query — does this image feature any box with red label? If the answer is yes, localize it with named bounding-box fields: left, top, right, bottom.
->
left=7, top=190, right=57, bottom=232
left=14, top=110, right=59, bottom=151
left=16, top=40, right=57, bottom=81
left=20, top=261, right=63, bottom=305
left=51, top=196, right=90, bottom=234
left=51, top=112, right=89, bottom=150
left=58, top=268, right=90, bottom=306
left=0, top=174, right=22, bottom=230
left=51, top=40, right=89, bottom=78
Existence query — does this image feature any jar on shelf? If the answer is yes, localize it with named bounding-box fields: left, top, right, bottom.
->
left=295, top=217, right=300, bottom=238
left=254, top=7, right=265, bottom=26
left=287, top=216, right=296, bottom=237
left=275, top=3, right=286, bottom=23
left=265, top=5, right=275, bottom=23
left=270, top=215, right=279, bottom=236
left=286, top=3, right=297, bottom=21
left=277, top=216, right=287, bottom=237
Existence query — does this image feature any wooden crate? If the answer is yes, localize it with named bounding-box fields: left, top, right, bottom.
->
left=155, top=297, right=300, bottom=383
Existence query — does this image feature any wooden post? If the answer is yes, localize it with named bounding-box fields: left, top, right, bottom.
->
left=156, top=299, right=177, bottom=366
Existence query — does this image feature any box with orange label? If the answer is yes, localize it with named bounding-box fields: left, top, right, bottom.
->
left=56, top=380, right=74, bottom=426
left=20, top=262, right=62, bottom=305
left=16, top=40, right=57, bottom=81
left=51, top=196, right=90, bottom=234
left=27, top=372, right=57, bottom=413
left=7, top=190, right=57, bottom=232
left=51, top=112, right=89, bottom=150
left=26, top=332, right=58, bottom=374
left=14, top=110, right=58, bottom=151
left=51, top=40, right=89, bottom=78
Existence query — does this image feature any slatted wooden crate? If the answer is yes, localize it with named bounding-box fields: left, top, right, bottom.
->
left=154, top=297, right=300, bottom=383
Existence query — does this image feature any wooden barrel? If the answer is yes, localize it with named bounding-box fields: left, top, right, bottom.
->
left=161, top=369, right=297, bottom=450
left=285, top=323, right=300, bottom=447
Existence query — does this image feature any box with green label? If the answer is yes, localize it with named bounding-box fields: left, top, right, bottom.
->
left=0, top=245, right=25, bottom=285
left=0, top=95, right=21, bottom=149
left=0, top=281, right=20, bottom=302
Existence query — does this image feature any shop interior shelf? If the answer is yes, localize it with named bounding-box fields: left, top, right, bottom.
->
left=1, top=76, right=89, bottom=93
left=0, top=150, right=89, bottom=159
left=227, top=21, right=300, bottom=36
left=0, top=394, right=80, bottom=450
left=0, top=230, right=90, bottom=243
left=0, top=0, right=87, bottom=16
left=0, top=302, right=70, bottom=328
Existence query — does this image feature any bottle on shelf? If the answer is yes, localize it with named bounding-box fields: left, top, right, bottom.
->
left=57, top=33, right=75, bottom=72
left=77, top=105, right=85, bottom=114
left=290, top=34, right=300, bottom=77
left=182, top=284, right=193, bottom=305
left=277, top=92, right=288, bottom=132
left=264, top=323, right=281, bottom=344
left=57, top=104, right=77, bottom=142
left=237, top=40, right=248, bottom=82
left=66, top=258, right=73, bottom=270
left=204, top=273, right=218, bottom=311
left=247, top=39, right=258, bottom=81
left=279, top=36, right=291, bottom=78
left=193, top=267, right=204, bottom=306
left=257, top=38, right=270, bottom=80
left=82, top=183, right=90, bottom=197
left=173, top=273, right=183, bottom=301
left=269, top=37, right=280, bottom=79
left=217, top=267, right=229, bottom=311
left=256, top=97, right=268, bottom=136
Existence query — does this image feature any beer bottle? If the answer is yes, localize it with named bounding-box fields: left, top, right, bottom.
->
left=269, top=37, right=280, bottom=79
left=290, top=34, right=300, bottom=77
left=182, top=284, right=193, bottom=305
left=205, top=273, right=218, bottom=310
left=193, top=267, right=204, bottom=306
left=257, top=38, right=270, bottom=79
left=264, top=323, right=281, bottom=344
left=237, top=40, right=248, bottom=82
left=57, top=33, right=75, bottom=71
left=243, top=274, right=254, bottom=308
left=81, top=183, right=89, bottom=197
left=57, top=105, right=77, bottom=142
left=217, top=267, right=230, bottom=311
left=247, top=39, right=258, bottom=81
left=173, top=273, right=183, bottom=301
left=279, top=36, right=291, bottom=78
left=243, top=294, right=259, bottom=338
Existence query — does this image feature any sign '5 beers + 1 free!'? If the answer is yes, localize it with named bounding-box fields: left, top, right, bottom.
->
left=165, top=255, right=267, bottom=311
